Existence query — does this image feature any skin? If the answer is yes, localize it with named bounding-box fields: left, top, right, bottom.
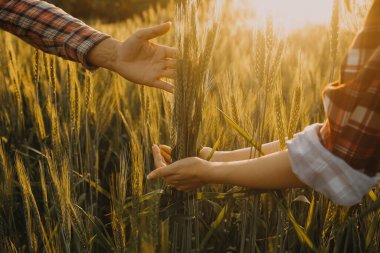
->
left=87, top=22, right=177, bottom=93
left=147, top=143, right=305, bottom=192
left=86, top=22, right=303, bottom=191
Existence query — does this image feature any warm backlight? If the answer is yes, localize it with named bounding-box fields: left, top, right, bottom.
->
left=234, top=0, right=334, bottom=31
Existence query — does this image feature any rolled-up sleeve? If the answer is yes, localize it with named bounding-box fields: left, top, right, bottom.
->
left=0, top=0, right=110, bottom=69
left=286, top=123, right=380, bottom=206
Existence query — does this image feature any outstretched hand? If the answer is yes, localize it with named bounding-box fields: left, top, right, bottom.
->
left=148, top=144, right=210, bottom=191
left=88, top=22, right=177, bottom=93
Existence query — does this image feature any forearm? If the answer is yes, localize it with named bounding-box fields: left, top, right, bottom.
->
left=209, top=140, right=282, bottom=162
left=206, top=150, right=305, bottom=189
left=87, top=38, right=121, bottom=71
left=0, top=0, right=8, bottom=9
left=0, top=0, right=110, bottom=69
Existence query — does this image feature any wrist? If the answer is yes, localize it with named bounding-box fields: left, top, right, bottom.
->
left=203, top=160, right=226, bottom=184
left=87, top=38, right=122, bottom=71
left=197, top=159, right=212, bottom=183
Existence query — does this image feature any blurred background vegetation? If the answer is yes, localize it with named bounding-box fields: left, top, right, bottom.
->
left=1, top=1, right=379, bottom=252
left=47, top=0, right=175, bottom=22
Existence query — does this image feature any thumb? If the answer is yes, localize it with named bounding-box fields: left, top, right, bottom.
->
left=147, top=167, right=165, bottom=180
left=147, top=162, right=175, bottom=180
left=136, top=22, right=171, bottom=40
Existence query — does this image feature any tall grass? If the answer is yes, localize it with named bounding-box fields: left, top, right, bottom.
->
left=164, top=1, right=222, bottom=251
left=172, top=0, right=220, bottom=160
left=0, top=0, right=379, bottom=252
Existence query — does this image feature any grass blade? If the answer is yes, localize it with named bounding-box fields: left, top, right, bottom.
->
left=218, top=108, right=263, bottom=155
left=205, top=134, right=221, bottom=161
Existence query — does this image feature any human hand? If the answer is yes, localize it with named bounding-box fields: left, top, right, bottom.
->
left=154, top=144, right=213, bottom=162
left=148, top=144, right=209, bottom=191
left=155, top=144, right=173, bottom=166
left=88, top=22, right=177, bottom=93
left=199, top=147, right=213, bottom=160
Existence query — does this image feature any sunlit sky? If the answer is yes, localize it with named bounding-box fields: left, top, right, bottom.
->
left=233, top=0, right=334, bottom=31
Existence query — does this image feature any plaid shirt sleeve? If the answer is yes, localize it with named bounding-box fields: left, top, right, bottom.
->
left=320, top=0, right=380, bottom=177
left=0, top=0, right=111, bottom=69
left=286, top=1, right=380, bottom=206
left=287, top=124, right=380, bottom=206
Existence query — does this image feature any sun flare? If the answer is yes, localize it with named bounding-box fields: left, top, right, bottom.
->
left=234, top=0, right=334, bottom=31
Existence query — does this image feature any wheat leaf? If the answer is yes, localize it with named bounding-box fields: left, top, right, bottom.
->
left=200, top=200, right=232, bottom=249
left=218, top=108, right=263, bottom=155
left=205, top=135, right=221, bottom=161
left=288, top=209, right=315, bottom=250
left=305, top=193, right=315, bottom=233
left=369, top=189, right=377, bottom=202
left=73, top=171, right=111, bottom=199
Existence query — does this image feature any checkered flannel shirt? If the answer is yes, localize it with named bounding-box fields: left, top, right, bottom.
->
left=287, top=1, right=380, bottom=206
left=320, top=0, right=380, bottom=177
left=0, top=0, right=110, bottom=69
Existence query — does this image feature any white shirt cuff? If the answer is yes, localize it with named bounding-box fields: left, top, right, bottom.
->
left=286, top=123, right=380, bottom=206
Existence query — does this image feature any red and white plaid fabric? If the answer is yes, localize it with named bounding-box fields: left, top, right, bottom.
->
left=320, top=0, right=380, bottom=176
left=287, top=1, right=380, bottom=206
left=287, top=124, right=379, bottom=206
left=0, top=0, right=110, bottom=69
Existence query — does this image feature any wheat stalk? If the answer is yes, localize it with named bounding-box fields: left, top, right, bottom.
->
left=110, top=150, right=128, bottom=253
left=34, top=102, right=47, bottom=141
left=274, top=87, right=286, bottom=150
left=46, top=151, right=72, bottom=252
left=33, top=49, right=40, bottom=103
left=173, top=0, right=221, bottom=160
left=329, top=0, right=340, bottom=82
left=15, top=155, right=51, bottom=252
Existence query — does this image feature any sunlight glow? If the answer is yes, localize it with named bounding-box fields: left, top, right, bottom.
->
left=234, top=0, right=334, bottom=31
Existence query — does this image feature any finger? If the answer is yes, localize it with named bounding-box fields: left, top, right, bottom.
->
left=163, top=46, right=178, bottom=58
left=152, top=79, right=174, bottom=93
left=160, top=150, right=172, bottom=164
left=162, top=69, right=176, bottom=79
left=165, top=59, right=176, bottom=69
left=147, top=166, right=174, bottom=180
left=199, top=147, right=212, bottom=159
left=159, top=145, right=172, bottom=163
left=152, top=144, right=165, bottom=168
left=135, top=22, right=171, bottom=40
left=159, top=145, right=172, bottom=154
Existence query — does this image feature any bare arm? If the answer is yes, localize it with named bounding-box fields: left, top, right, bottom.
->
left=200, top=140, right=282, bottom=162
left=207, top=150, right=305, bottom=189
left=159, top=140, right=283, bottom=163
left=148, top=145, right=305, bottom=191
left=0, top=0, right=176, bottom=92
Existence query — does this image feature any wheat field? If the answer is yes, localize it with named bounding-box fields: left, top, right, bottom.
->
left=0, top=1, right=379, bottom=252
